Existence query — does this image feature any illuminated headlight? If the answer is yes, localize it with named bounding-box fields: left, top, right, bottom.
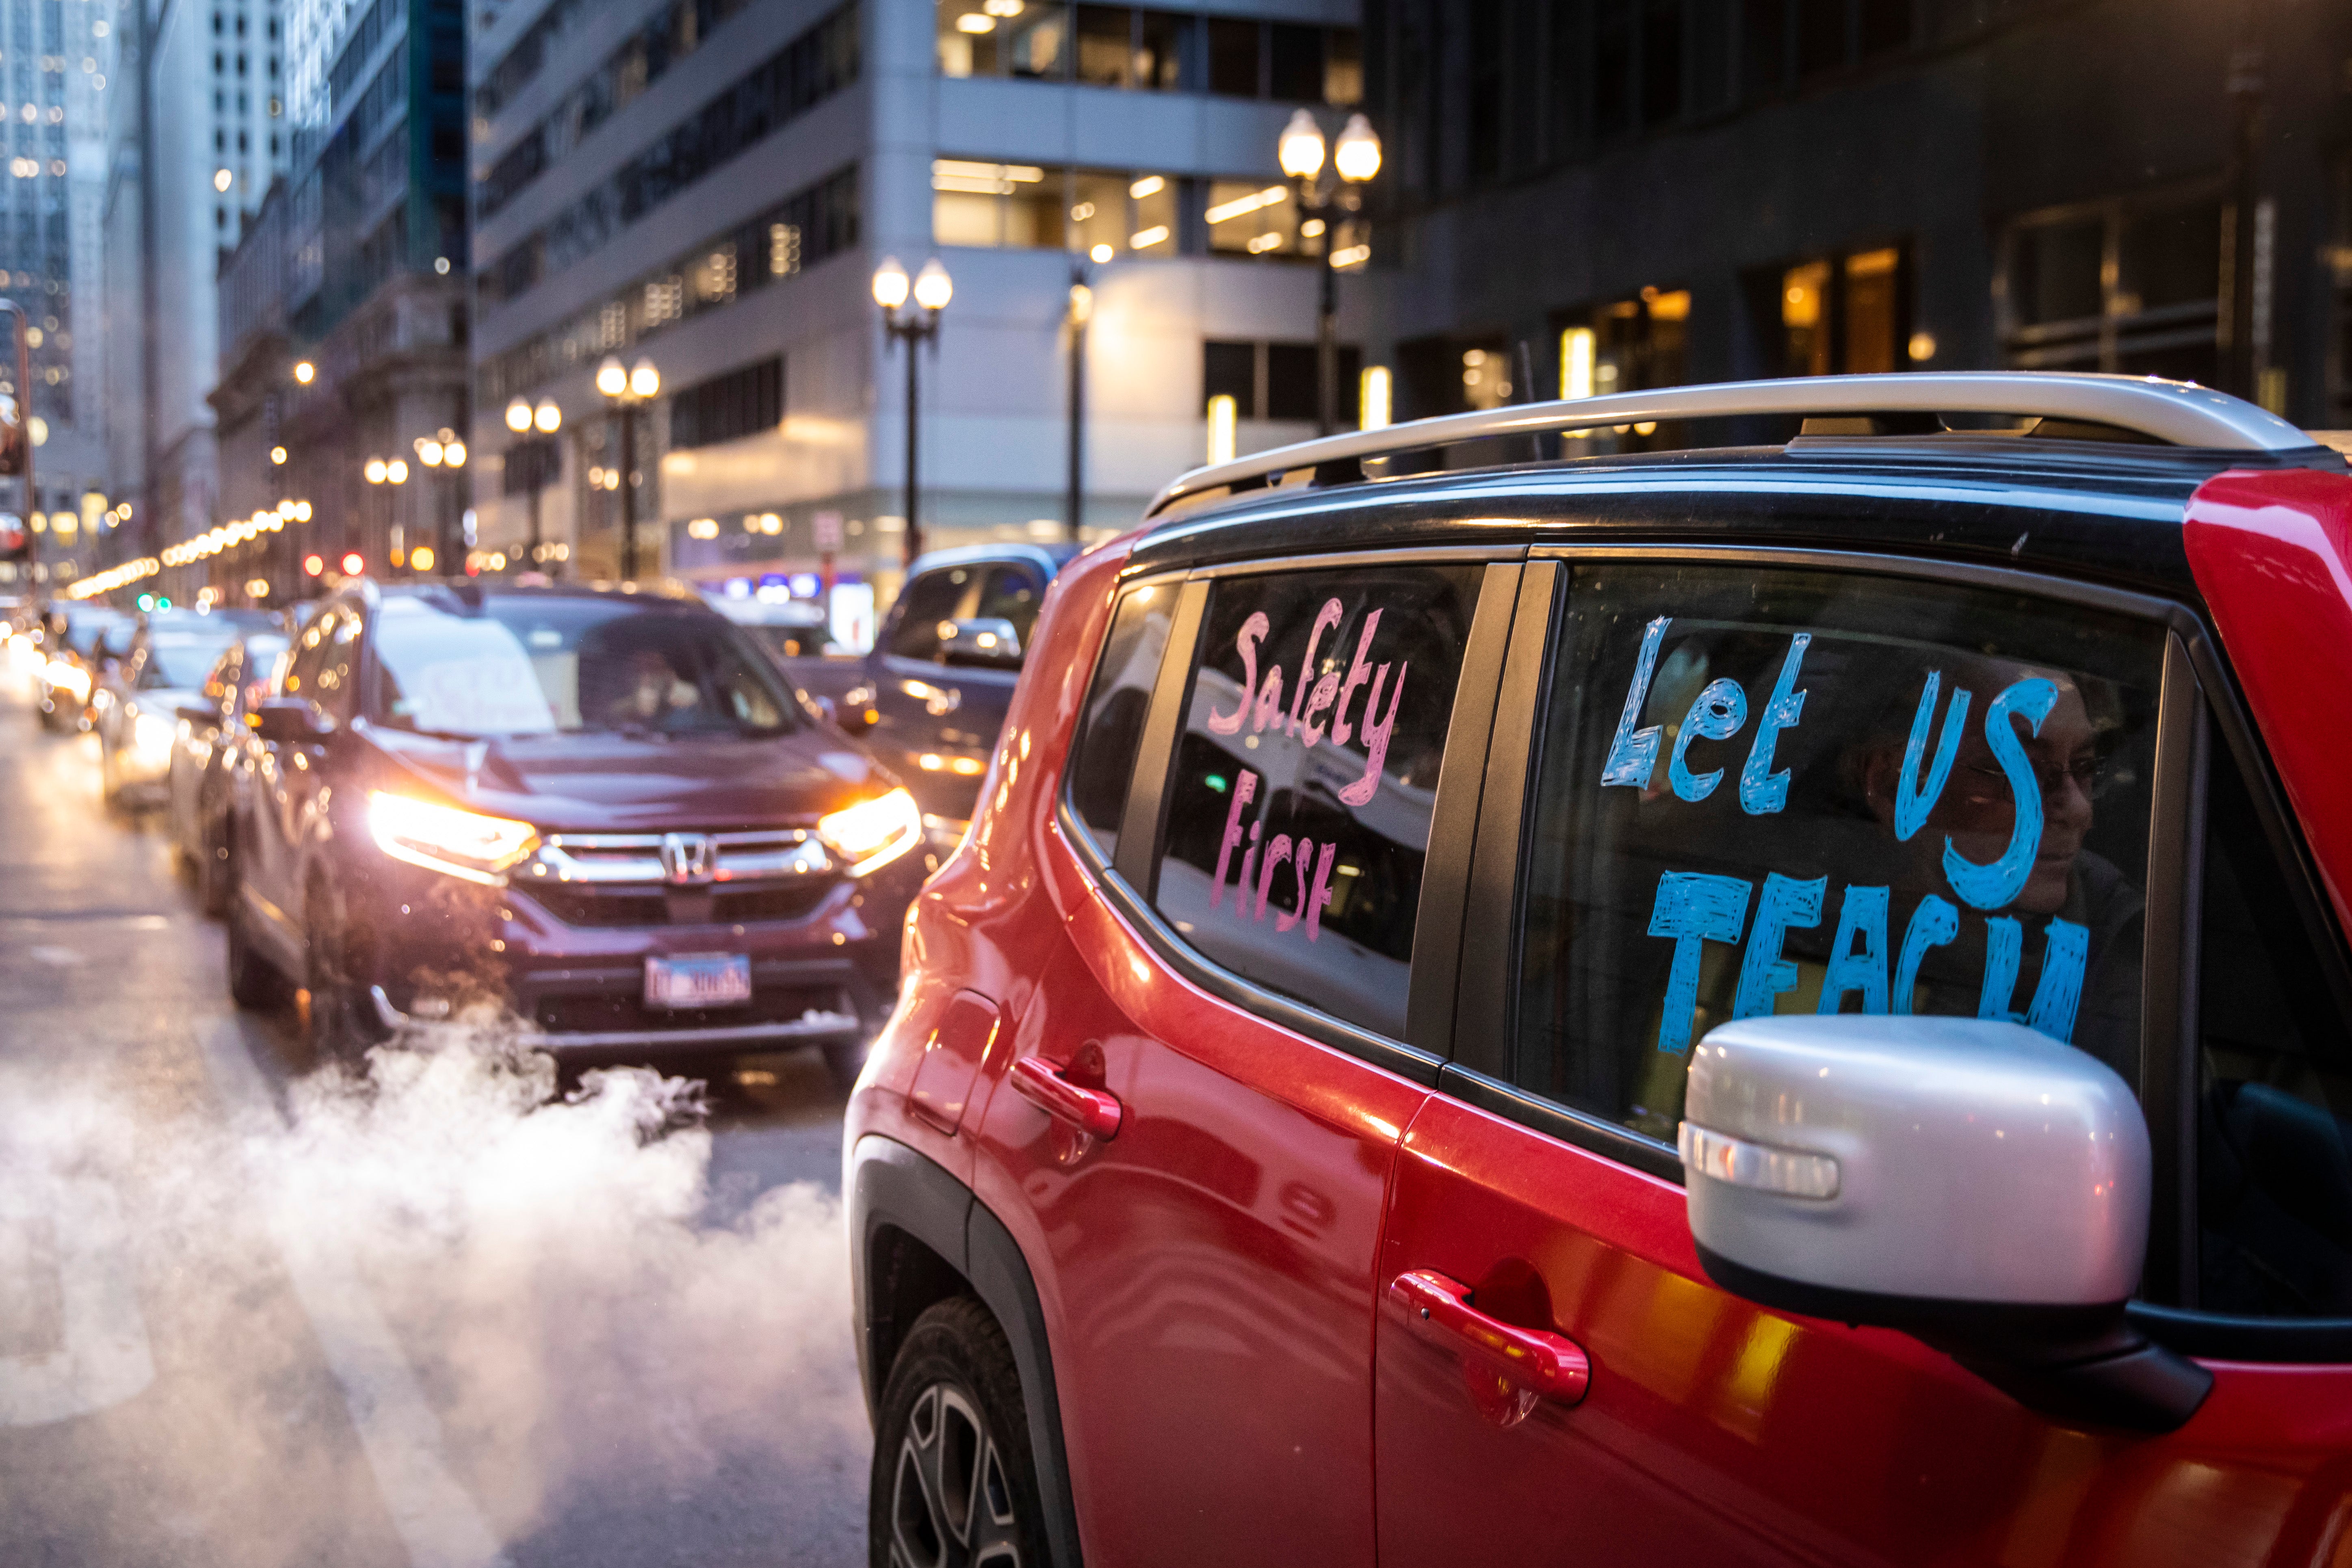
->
left=367, top=791, right=538, bottom=885
left=817, top=787, right=923, bottom=877
left=45, top=660, right=87, bottom=700
left=133, top=711, right=177, bottom=764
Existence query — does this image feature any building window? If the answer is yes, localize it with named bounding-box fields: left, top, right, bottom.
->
left=669, top=357, right=784, bottom=450
left=937, top=3, right=1358, bottom=103
left=1203, top=338, right=1362, bottom=424
left=1769, top=245, right=1908, bottom=376
left=932, top=160, right=1179, bottom=257
left=2000, top=191, right=2222, bottom=385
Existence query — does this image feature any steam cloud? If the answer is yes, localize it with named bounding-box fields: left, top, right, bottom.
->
left=0, top=1016, right=870, bottom=1566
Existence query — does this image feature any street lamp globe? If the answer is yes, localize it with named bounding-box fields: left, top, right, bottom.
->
left=445, top=440, right=467, bottom=468
left=505, top=397, right=533, bottom=433
left=1278, top=108, right=1326, bottom=180
left=533, top=398, right=562, bottom=433
left=418, top=438, right=446, bottom=467
left=386, top=458, right=409, bottom=484
left=364, top=457, right=387, bottom=484
left=628, top=358, right=660, bottom=398
left=912, top=258, right=954, bottom=312
left=871, top=256, right=910, bottom=310
left=1334, top=113, right=1382, bottom=184
left=595, top=356, right=628, bottom=398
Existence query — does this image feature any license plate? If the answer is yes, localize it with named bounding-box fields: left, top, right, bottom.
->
left=643, top=953, right=752, bottom=1010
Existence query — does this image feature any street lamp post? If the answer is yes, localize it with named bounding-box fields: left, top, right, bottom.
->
left=596, top=356, right=659, bottom=581
left=363, top=454, right=408, bottom=579
left=1278, top=110, right=1382, bottom=437
left=1066, top=261, right=1091, bottom=542
left=414, top=426, right=467, bottom=575
left=872, top=256, right=952, bottom=567
left=505, top=396, right=563, bottom=573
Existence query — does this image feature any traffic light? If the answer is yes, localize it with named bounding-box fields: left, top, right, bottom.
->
left=303, top=553, right=324, bottom=576
left=341, top=552, right=364, bottom=575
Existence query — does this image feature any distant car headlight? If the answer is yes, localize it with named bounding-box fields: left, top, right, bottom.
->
left=45, top=660, right=87, bottom=700
left=133, top=711, right=176, bottom=765
left=367, top=791, right=539, bottom=885
left=818, top=786, right=923, bottom=877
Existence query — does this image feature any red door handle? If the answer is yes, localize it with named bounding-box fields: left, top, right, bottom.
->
left=1389, top=1269, right=1590, bottom=1404
left=1009, top=1055, right=1123, bottom=1140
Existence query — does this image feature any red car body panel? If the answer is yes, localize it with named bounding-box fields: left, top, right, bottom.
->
left=2184, top=468, right=2352, bottom=932
left=1376, top=1093, right=2352, bottom=1568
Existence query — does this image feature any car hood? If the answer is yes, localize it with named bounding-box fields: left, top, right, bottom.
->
left=362, top=723, right=899, bottom=834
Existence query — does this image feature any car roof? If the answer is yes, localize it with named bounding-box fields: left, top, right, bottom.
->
left=1134, top=373, right=2352, bottom=606
left=1129, top=439, right=2272, bottom=605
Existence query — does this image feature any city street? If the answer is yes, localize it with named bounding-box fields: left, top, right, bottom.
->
left=0, top=676, right=869, bottom=1566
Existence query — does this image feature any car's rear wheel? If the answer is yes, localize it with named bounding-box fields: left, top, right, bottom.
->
left=194, top=815, right=232, bottom=918
left=304, top=879, right=386, bottom=1065
left=871, top=1297, right=1044, bottom=1568
left=225, top=879, right=288, bottom=1011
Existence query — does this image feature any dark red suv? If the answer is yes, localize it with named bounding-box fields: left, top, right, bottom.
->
left=224, top=580, right=928, bottom=1077
left=847, top=374, right=2352, bottom=1567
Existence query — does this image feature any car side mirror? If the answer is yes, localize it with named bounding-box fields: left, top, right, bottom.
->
left=937, top=617, right=1023, bottom=669
left=1681, top=1014, right=2211, bottom=1432
left=252, top=697, right=329, bottom=745
left=809, top=693, right=839, bottom=726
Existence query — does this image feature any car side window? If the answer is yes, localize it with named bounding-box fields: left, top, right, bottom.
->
left=1511, top=561, right=2165, bottom=1146
left=1150, top=563, right=1482, bottom=1039
left=282, top=613, right=338, bottom=720
left=2196, top=743, right=2352, bottom=1317
left=887, top=566, right=977, bottom=662
left=973, top=565, right=1044, bottom=649
left=1065, top=583, right=1174, bottom=859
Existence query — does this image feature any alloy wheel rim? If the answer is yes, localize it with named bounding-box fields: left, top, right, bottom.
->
left=889, top=1381, right=1021, bottom=1568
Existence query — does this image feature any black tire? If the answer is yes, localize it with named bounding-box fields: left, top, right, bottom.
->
left=303, top=877, right=386, bottom=1065
left=194, top=820, right=232, bottom=918
left=871, top=1297, right=1046, bottom=1568
left=821, top=1036, right=868, bottom=1089
left=225, top=883, right=289, bottom=1011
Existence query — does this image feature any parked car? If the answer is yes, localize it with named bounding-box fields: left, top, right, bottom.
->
left=167, top=626, right=290, bottom=912
left=35, top=605, right=129, bottom=730
left=96, top=607, right=276, bottom=806
left=786, top=543, right=1078, bottom=842
left=846, top=373, right=2352, bottom=1568
left=221, top=579, right=929, bottom=1079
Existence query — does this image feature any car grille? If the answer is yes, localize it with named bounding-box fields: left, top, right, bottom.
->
left=515, top=829, right=836, bottom=929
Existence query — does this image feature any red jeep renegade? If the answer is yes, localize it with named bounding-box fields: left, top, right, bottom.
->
left=847, top=373, right=2352, bottom=1568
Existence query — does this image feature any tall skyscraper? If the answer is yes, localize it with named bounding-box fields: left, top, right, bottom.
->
left=99, top=0, right=291, bottom=570
left=0, top=0, right=119, bottom=592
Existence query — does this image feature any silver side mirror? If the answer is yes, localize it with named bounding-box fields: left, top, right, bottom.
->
left=938, top=617, right=1023, bottom=669
left=1681, top=1015, right=2210, bottom=1432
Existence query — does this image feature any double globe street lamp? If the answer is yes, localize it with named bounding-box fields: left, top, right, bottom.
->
left=1278, top=108, right=1382, bottom=437
left=872, top=256, right=952, bottom=567
left=596, top=356, right=659, bottom=581
left=504, top=395, right=565, bottom=572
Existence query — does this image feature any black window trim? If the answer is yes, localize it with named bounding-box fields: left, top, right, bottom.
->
left=1052, top=546, right=1526, bottom=1088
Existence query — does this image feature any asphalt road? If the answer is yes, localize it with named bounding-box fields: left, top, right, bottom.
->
left=0, top=667, right=870, bottom=1567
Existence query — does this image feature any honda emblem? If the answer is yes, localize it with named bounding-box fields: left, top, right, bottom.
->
left=659, top=832, right=716, bottom=884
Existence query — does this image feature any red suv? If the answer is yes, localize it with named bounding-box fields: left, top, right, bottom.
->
left=847, top=374, right=2352, bottom=1568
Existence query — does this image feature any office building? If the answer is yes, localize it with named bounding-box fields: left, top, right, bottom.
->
left=205, top=0, right=469, bottom=603
left=1359, top=0, right=2352, bottom=433
left=0, top=0, right=119, bottom=591
left=469, top=0, right=1373, bottom=606
left=96, top=0, right=292, bottom=580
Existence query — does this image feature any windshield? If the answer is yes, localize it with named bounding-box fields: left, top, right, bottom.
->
left=63, top=613, right=125, bottom=656
left=370, top=596, right=801, bottom=740
left=145, top=633, right=234, bottom=689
